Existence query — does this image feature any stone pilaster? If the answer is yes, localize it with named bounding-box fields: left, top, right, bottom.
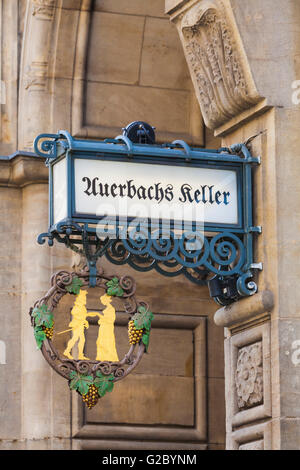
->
left=19, top=162, right=73, bottom=448
left=21, top=182, right=52, bottom=439
left=19, top=0, right=57, bottom=150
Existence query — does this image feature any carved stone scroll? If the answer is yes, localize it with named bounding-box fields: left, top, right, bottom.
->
left=172, top=0, right=261, bottom=129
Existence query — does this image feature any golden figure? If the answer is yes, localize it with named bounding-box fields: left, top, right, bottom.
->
left=62, top=290, right=118, bottom=362
left=63, top=289, right=96, bottom=360
left=96, top=294, right=119, bottom=362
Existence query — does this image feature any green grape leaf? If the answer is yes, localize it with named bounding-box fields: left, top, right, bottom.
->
left=69, top=371, right=93, bottom=395
left=142, top=329, right=151, bottom=353
left=66, top=277, right=84, bottom=295
left=107, top=286, right=124, bottom=297
left=94, top=372, right=114, bottom=397
left=34, top=326, right=46, bottom=349
left=133, top=306, right=154, bottom=330
left=32, top=304, right=53, bottom=328
left=106, top=277, right=119, bottom=288
left=106, top=277, right=124, bottom=297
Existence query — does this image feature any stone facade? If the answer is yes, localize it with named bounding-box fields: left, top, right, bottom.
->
left=0, top=0, right=299, bottom=451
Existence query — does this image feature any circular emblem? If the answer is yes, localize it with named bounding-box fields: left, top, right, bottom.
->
left=29, top=268, right=154, bottom=409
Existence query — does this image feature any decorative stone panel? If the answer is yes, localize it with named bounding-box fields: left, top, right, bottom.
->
left=235, top=341, right=263, bottom=410
left=225, top=322, right=271, bottom=429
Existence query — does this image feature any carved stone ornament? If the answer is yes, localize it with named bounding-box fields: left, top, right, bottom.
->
left=24, top=61, right=48, bottom=91
left=32, top=0, right=55, bottom=21
left=29, top=268, right=154, bottom=409
left=179, top=1, right=260, bottom=129
left=235, top=341, right=263, bottom=409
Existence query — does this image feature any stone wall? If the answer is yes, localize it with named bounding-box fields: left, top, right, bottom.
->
left=17, top=0, right=209, bottom=150
left=0, top=0, right=224, bottom=450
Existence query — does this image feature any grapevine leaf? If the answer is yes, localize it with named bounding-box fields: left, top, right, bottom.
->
left=106, top=277, right=124, bottom=297
left=133, top=306, right=154, bottom=330
left=32, top=304, right=53, bottom=328
left=69, top=371, right=93, bottom=395
left=107, top=286, right=124, bottom=297
left=66, top=277, right=84, bottom=295
left=106, top=277, right=119, bottom=288
left=94, top=372, right=114, bottom=397
left=34, top=326, right=46, bottom=349
left=142, top=329, right=151, bottom=353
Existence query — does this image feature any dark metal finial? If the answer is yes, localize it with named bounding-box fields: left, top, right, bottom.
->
left=122, top=121, right=156, bottom=145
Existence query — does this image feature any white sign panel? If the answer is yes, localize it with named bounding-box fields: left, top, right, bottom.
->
left=53, top=157, right=67, bottom=225
left=73, top=158, right=239, bottom=226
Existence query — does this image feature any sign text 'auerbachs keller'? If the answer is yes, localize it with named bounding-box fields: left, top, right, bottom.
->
left=53, top=158, right=239, bottom=228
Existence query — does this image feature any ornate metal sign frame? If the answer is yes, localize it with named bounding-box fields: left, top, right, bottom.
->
left=29, top=268, right=153, bottom=408
left=34, top=128, right=261, bottom=305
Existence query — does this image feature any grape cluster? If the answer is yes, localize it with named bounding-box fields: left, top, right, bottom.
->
left=82, top=384, right=99, bottom=409
left=42, top=322, right=54, bottom=340
left=128, top=320, right=143, bottom=345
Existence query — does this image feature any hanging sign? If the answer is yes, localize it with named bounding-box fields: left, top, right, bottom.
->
left=34, top=129, right=261, bottom=305
left=29, top=269, right=154, bottom=409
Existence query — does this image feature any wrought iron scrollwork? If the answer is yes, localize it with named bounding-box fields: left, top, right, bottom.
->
left=38, top=220, right=260, bottom=297
left=34, top=133, right=59, bottom=162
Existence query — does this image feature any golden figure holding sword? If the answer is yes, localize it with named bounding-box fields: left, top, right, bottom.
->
left=61, top=289, right=119, bottom=362
left=63, top=289, right=98, bottom=360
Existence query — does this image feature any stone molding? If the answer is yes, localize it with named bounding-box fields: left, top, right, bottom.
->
left=229, top=422, right=272, bottom=450
left=214, top=290, right=274, bottom=329
left=167, top=0, right=263, bottom=131
left=0, top=153, right=48, bottom=187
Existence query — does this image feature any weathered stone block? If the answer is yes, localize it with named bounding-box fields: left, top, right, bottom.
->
left=208, top=377, right=225, bottom=445
left=281, top=418, right=300, bottom=450
left=85, top=82, right=191, bottom=137
left=51, top=9, right=80, bottom=80
left=279, top=319, right=300, bottom=417
left=140, top=17, right=190, bottom=90
left=87, top=12, right=144, bottom=85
